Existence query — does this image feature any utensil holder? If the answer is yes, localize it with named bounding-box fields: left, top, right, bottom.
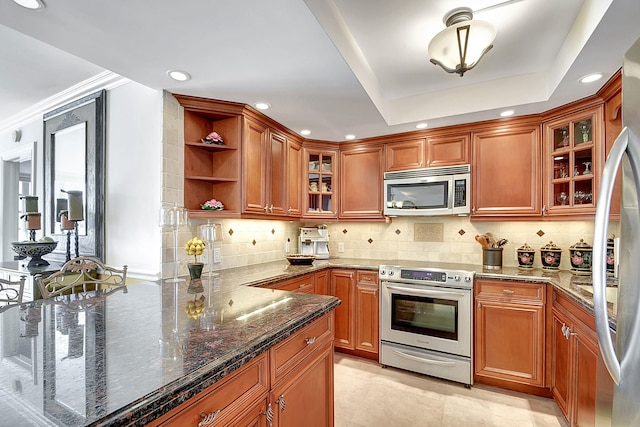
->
left=483, top=248, right=503, bottom=270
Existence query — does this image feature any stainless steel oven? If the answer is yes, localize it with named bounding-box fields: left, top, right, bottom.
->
left=379, top=265, right=474, bottom=386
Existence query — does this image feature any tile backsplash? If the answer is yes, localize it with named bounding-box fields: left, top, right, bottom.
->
left=161, top=215, right=620, bottom=278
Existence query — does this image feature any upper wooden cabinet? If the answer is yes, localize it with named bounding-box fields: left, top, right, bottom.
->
left=385, top=138, right=425, bottom=171
left=242, top=118, right=298, bottom=217
left=543, top=106, right=604, bottom=217
left=471, top=122, right=542, bottom=218
left=384, top=133, right=470, bottom=172
left=339, top=144, right=384, bottom=219
left=176, top=95, right=243, bottom=217
left=303, top=145, right=338, bottom=219
left=427, top=132, right=470, bottom=168
left=286, top=139, right=303, bottom=217
left=600, top=72, right=622, bottom=219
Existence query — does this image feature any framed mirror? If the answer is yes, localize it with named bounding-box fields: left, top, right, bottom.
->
left=44, top=90, right=105, bottom=261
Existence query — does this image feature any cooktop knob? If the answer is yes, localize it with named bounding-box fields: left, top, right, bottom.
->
left=454, top=275, right=461, bottom=281
left=389, top=271, right=394, bottom=276
left=464, top=276, right=472, bottom=282
left=380, top=270, right=386, bottom=276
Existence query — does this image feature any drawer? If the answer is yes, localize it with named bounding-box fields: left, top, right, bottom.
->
left=475, top=279, right=545, bottom=303
left=269, top=274, right=315, bottom=293
left=270, top=313, right=334, bottom=385
left=153, top=353, right=269, bottom=426
left=356, top=270, right=378, bottom=286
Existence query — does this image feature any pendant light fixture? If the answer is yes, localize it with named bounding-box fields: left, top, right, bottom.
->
left=428, top=7, right=496, bottom=77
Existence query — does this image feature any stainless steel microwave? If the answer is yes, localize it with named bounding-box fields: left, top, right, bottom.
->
left=383, top=164, right=471, bottom=216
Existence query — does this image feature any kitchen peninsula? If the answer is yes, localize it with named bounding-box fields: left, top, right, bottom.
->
left=0, top=272, right=339, bottom=426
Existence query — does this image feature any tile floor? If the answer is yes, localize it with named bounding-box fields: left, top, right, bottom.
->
left=334, top=353, right=569, bottom=427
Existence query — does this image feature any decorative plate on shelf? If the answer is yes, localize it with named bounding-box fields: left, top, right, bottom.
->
left=286, top=254, right=316, bottom=265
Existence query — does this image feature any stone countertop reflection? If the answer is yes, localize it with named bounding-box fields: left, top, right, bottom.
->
left=0, top=277, right=339, bottom=426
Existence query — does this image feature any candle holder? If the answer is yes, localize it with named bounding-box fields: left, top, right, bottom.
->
left=160, top=204, right=189, bottom=283
left=198, top=221, right=222, bottom=282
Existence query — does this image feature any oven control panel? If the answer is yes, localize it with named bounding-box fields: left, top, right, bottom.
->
left=379, top=265, right=474, bottom=287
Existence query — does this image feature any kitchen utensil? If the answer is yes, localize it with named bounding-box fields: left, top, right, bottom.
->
left=475, top=235, right=489, bottom=248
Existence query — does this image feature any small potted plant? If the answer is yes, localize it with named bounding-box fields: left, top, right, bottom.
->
left=201, top=131, right=224, bottom=145
left=185, top=237, right=205, bottom=292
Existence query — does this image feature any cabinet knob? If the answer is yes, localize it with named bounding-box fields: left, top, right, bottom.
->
left=199, top=409, right=221, bottom=426
left=304, top=337, right=316, bottom=345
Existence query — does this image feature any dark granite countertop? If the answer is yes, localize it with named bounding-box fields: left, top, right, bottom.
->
left=0, top=276, right=339, bottom=426
left=237, top=257, right=617, bottom=327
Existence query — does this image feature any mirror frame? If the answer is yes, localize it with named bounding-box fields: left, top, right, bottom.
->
left=44, top=90, right=105, bottom=261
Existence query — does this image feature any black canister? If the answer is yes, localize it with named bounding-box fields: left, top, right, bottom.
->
left=606, top=235, right=616, bottom=276
left=540, top=241, right=562, bottom=270
left=569, top=239, right=592, bottom=275
left=516, top=243, right=535, bottom=269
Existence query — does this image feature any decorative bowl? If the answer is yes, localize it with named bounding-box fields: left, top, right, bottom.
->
left=286, top=254, right=316, bottom=265
left=10, top=241, right=58, bottom=267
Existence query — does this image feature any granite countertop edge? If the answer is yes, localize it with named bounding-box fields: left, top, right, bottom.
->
left=99, top=296, right=340, bottom=427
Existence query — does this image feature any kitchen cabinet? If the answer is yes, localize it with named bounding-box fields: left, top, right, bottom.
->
left=331, top=269, right=354, bottom=349
left=151, top=313, right=335, bottom=427
left=243, top=118, right=297, bottom=217
left=266, top=274, right=315, bottom=294
left=543, top=105, right=604, bottom=217
left=471, top=122, right=542, bottom=218
left=314, top=270, right=330, bottom=295
left=339, top=145, right=385, bottom=220
left=600, top=72, right=622, bottom=219
left=383, top=132, right=469, bottom=171
left=550, top=288, right=600, bottom=426
left=286, top=139, right=303, bottom=217
left=385, top=138, right=425, bottom=171
left=354, top=270, right=379, bottom=355
left=303, top=146, right=338, bottom=218
left=474, top=279, right=547, bottom=393
left=330, top=269, right=379, bottom=360
left=426, top=131, right=470, bottom=167
left=177, top=95, right=243, bottom=216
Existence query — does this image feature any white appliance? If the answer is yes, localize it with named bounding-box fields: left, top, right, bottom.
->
left=593, top=36, right=640, bottom=426
left=299, top=226, right=329, bottom=259
left=383, top=164, right=471, bottom=217
left=379, top=265, right=475, bottom=386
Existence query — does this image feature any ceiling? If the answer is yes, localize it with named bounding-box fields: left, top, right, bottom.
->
left=1, top=0, right=639, bottom=142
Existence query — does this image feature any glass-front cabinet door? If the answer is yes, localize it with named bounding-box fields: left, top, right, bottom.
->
left=304, top=148, right=337, bottom=218
left=544, top=106, right=603, bottom=216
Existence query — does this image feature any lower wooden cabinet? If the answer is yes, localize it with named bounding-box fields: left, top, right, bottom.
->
left=267, top=274, right=315, bottom=293
left=150, top=313, right=335, bottom=427
left=330, top=269, right=379, bottom=360
left=270, top=341, right=334, bottom=427
left=474, top=279, right=547, bottom=392
left=551, top=289, right=600, bottom=426
left=314, top=270, right=330, bottom=295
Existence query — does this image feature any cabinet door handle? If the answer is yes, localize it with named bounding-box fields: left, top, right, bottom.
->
left=288, top=207, right=293, bottom=213
left=304, top=337, right=316, bottom=345
left=542, top=205, right=547, bottom=215
left=276, top=394, right=286, bottom=413
left=269, top=204, right=274, bottom=213
left=373, top=289, right=377, bottom=297
left=502, top=289, right=515, bottom=294
left=199, top=409, right=221, bottom=426
left=264, top=205, right=269, bottom=213
left=262, top=403, right=274, bottom=426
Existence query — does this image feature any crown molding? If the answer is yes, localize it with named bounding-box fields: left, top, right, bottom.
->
left=0, top=71, right=130, bottom=134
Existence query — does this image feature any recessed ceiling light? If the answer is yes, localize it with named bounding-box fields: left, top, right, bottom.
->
left=500, top=110, right=515, bottom=117
left=167, top=70, right=191, bottom=82
left=345, top=134, right=356, bottom=140
left=255, top=102, right=270, bottom=110
left=300, top=129, right=311, bottom=136
left=12, top=0, right=45, bottom=9
left=416, top=123, right=428, bottom=129
left=579, top=73, right=603, bottom=84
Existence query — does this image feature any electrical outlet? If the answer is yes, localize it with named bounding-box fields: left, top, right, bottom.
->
left=338, top=242, right=344, bottom=253
left=285, top=241, right=290, bottom=253
left=213, top=248, right=222, bottom=263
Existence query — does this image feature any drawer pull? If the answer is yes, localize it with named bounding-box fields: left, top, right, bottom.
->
left=503, top=289, right=515, bottom=294
left=276, top=394, right=286, bottom=413
left=262, top=403, right=274, bottom=426
left=199, top=409, right=221, bottom=426
left=304, top=337, right=316, bottom=345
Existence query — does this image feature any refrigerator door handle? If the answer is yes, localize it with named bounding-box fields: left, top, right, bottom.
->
left=593, top=126, right=628, bottom=385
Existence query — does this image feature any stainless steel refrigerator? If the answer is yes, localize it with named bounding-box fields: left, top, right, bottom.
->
left=593, top=36, right=640, bottom=426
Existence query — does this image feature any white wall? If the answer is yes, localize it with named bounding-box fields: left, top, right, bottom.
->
left=105, top=83, right=163, bottom=279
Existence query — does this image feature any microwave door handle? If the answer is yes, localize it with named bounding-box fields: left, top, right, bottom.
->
left=448, top=177, right=454, bottom=209
left=384, top=284, right=466, bottom=299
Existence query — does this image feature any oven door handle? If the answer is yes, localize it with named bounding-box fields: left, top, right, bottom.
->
left=384, top=284, right=466, bottom=299
left=392, top=349, right=456, bottom=367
